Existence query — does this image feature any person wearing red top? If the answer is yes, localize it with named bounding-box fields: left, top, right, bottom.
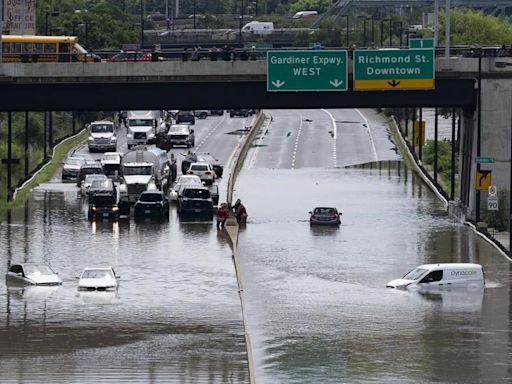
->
left=216, top=203, right=228, bottom=229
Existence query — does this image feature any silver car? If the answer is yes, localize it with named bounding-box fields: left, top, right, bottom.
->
left=6, top=263, right=62, bottom=286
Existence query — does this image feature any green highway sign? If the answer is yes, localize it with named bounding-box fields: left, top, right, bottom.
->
left=476, top=156, right=496, bottom=164
left=267, top=50, right=348, bottom=92
left=409, top=38, right=435, bottom=49
left=353, top=49, right=435, bottom=91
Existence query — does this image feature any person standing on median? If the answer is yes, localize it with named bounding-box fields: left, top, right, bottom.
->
left=217, top=203, right=228, bottom=229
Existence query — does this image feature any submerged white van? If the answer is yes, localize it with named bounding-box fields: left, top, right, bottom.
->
left=386, top=263, right=485, bottom=290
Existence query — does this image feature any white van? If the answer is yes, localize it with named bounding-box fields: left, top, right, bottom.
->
left=241, top=21, right=274, bottom=35
left=386, top=263, right=485, bottom=290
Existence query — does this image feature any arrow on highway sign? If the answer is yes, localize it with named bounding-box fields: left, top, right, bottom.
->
left=388, top=80, right=401, bottom=87
left=272, top=80, right=285, bottom=88
left=329, top=79, right=344, bottom=87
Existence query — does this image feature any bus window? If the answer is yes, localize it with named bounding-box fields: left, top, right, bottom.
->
left=59, top=43, right=70, bottom=53
left=44, top=43, right=56, bottom=53
left=14, top=43, right=22, bottom=53
left=2, top=43, right=10, bottom=53
left=34, top=43, right=43, bottom=53
left=23, top=43, right=33, bottom=53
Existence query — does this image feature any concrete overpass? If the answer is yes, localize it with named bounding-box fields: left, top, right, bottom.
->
left=0, top=57, right=489, bottom=111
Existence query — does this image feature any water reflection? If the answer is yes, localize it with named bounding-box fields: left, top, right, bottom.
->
left=0, top=189, right=248, bottom=383
left=235, top=166, right=512, bottom=384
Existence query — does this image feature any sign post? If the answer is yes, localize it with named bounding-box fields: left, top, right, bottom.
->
left=353, top=49, right=435, bottom=91
left=267, top=50, right=348, bottom=92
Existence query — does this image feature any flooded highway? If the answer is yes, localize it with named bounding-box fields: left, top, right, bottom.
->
left=235, top=109, right=512, bottom=383
left=1, top=108, right=511, bottom=383
left=0, top=113, right=250, bottom=383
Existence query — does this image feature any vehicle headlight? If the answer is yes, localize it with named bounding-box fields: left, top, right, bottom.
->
left=148, top=133, right=155, bottom=139
left=127, top=134, right=133, bottom=138
left=112, top=206, right=119, bottom=212
left=88, top=137, right=94, bottom=142
left=92, top=206, right=96, bottom=211
left=110, top=137, right=117, bottom=142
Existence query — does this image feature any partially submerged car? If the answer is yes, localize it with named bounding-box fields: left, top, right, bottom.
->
left=77, top=267, right=119, bottom=291
left=177, top=186, right=214, bottom=219
left=181, top=152, right=223, bottom=178
left=170, top=174, right=203, bottom=201
left=134, top=190, right=170, bottom=220
left=81, top=174, right=108, bottom=196
left=6, top=263, right=62, bottom=286
left=386, top=263, right=485, bottom=290
left=309, top=207, right=342, bottom=226
left=62, top=156, right=86, bottom=181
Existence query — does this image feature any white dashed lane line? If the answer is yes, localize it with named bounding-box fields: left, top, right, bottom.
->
left=321, top=108, right=337, bottom=167
left=291, top=112, right=304, bottom=170
left=195, top=114, right=228, bottom=151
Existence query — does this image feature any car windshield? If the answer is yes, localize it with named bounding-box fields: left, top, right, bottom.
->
left=91, top=124, right=113, bottom=133
left=83, top=167, right=103, bottom=175
left=85, top=175, right=107, bottom=183
left=191, top=165, right=208, bottom=171
left=178, top=176, right=201, bottom=184
left=139, top=193, right=163, bottom=202
left=183, top=189, right=210, bottom=199
left=81, top=269, right=114, bottom=279
left=402, top=267, right=428, bottom=281
left=91, top=195, right=115, bottom=205
left=314, top=208, right=336, bottom=215
left=66, top=158, right=84, bottom=166
left=130, top=119, right=153, bottom=127
left=24, top=264, right=54, bottom=276
left=123, top=166, right=152, bottom=175
left=102, top=154, right=120, bottom=162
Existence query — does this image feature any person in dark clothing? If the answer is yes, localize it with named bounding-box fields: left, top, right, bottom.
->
left=232, top=199, right=248, bottom=224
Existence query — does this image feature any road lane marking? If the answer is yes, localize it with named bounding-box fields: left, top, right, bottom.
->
left=321, top=108, right=337, bottom=167
left=291, top=112, right=304, bottom=169
left=195, top=114, right=227, bottom=151
left=355, top=108, right=379, bottom=162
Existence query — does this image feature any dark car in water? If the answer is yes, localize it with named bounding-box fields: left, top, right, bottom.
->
left=309, top=207, right=342, bottom=226
left=134, top=191, right=170, bottom=220
left=177, top=186, right=213, bottom=220
left=175, top=110, right=195, bottom=125
left=229, top=109, right=250, bottom=118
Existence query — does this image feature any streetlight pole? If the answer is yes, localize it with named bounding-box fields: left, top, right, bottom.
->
left=344, top=15, right=349, bottom=48
left=193, top=0, right=196, bottom=29
left=140, top=0, right=144, bottom=48
left=359, top=16, right=367, bottom=47
left=45, top=10, right=60, bottom=36
left=389, top=19, right=393, bottom=48
left=239, top=0, right=244, bottom=46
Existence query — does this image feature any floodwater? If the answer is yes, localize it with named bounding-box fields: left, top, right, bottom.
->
left=234, top=163, right=512, bottom=384
left=0, top=190, right=247, bottom=383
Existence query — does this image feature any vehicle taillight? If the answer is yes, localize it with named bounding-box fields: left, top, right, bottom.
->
left=187, top=171, right=193, bottom=174
left=205, top=171, right=211, bottom=175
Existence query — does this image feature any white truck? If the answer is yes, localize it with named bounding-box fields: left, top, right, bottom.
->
left=87, top=121, right=117, bottom=152
left=118, top=147, right=171, bottom=214
left=241, top=21, right=274, bottom=35
left=126, top=111, right=168, bottom=149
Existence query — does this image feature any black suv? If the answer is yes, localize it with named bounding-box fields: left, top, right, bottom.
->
left=176, top=110, right=195, bottom=125
left=134, top=191, right=170, bottom=220
left=181, top=152, right=223, bottom=178
left=76, top=162, right=104, bottom=187
left=177, top=186, right=214, bottom=219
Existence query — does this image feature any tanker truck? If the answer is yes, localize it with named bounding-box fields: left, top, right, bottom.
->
left=118, top=146, right=171, bottom=215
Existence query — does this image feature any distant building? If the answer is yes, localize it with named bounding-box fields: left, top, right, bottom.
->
left=4, top=0, right=36, bottom=35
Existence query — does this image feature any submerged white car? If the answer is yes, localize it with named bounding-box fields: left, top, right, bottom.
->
left=5, top=263, right=62, bottom=286
left=77, top=267, right=120, bottom=291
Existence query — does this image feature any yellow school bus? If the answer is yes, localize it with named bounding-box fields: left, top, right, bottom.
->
left=0, top=35, right=96, bottom=63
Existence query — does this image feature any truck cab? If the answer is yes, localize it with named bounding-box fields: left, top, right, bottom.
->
left=126, top=111, right=166, bottom=149
left=88, top=121, right=117, bottom=152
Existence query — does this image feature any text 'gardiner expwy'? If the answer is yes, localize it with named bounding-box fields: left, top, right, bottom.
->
left=270, top=56, right=344, bottom=66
